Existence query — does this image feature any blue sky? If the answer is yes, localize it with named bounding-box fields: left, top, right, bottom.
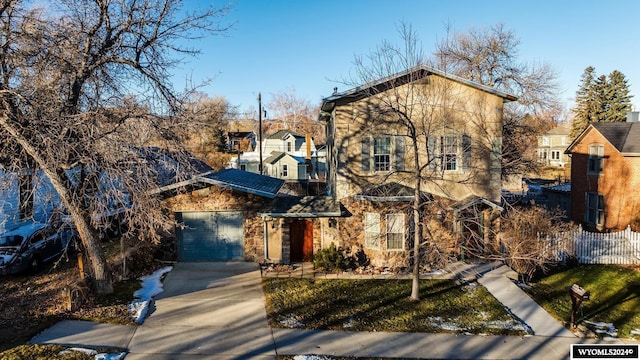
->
left=177, top=0, right=640, bottom=118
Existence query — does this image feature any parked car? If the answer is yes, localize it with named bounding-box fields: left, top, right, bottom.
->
left=0, top=222, right=76, bottom=275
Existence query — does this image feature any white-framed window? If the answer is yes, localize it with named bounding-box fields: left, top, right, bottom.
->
left=281, top=164, right=288, bottom=177
left=585, top=192, right=604, bottom=226
left=588, top=144, right=604, bottom=173
left=373, top=137, right=391, bottom=172
left=386, top=213, right=404, bottom=250
left=443, top=136, right=459, bottom=171
left=240, top=164, right=246, bottom=171
left=364, top=212, right=381, bottom=249
left=541, top=136, right=550, bottom=146
left=551, top=150, right=561, bottom=160
left=287, top=142, right=292, bottom=152
left=427, top=134, right=471, bottom=172
left=361, top=135, right=405, bottom=173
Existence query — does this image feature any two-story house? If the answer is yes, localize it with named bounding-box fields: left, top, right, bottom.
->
left=318, top=65, right=516, bottom=266
left=232, top=129, right=326, bottom=181
left=537, top=123, right=571, bottom=167
left=566, top=117, right=640, bottom=231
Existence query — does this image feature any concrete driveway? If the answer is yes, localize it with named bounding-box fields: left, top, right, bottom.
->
left=125, top=262, right=276, bottom=359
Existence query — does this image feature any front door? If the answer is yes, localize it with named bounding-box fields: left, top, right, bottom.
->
left=290, top=219, right=313, bottom=262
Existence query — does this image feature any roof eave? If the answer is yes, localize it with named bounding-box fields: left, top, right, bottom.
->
left=321, top=65, right=518, bottom=106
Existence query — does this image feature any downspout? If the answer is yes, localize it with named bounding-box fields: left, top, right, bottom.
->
left=262, top=216, right=269, bottom=261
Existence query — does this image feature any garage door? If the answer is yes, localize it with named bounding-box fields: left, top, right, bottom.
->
left=176, top=211, right=244, bottom=261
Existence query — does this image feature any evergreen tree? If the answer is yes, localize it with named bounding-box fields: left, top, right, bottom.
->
left=592, top=75, right=608, bottom=122
left=604, top=70, right=633, bottom=122
left=571, top=67, right=634, bottom=139
left=571, top=67, right=596, bottom=139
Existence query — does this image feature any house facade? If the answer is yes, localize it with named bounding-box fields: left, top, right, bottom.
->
left=318, top=65, right=516, bottom=266
left=232, top=129, right=327, bottom=181
left=566, top=120, right=640, bottom=231
left=537, top=124, right=571, bottom=168
left=226, top=131, right=256, bottom=153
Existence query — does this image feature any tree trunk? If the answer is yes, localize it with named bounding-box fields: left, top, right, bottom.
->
left=410, top=134, right=422, bottom=301
left=0, top=115, right=113, bottom=293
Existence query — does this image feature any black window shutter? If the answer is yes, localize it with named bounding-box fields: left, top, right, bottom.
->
left=361, top=137, right=370, bottom=172
left=462, top=134, right=472, bottom=171
left=394, top=136, right=405, bottom=171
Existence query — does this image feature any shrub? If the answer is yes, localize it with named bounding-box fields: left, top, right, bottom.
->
left=312, top=243, right=348, bottom=272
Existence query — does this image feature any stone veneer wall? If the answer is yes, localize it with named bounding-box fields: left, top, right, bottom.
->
left=162, top=185, right=273, bottom=262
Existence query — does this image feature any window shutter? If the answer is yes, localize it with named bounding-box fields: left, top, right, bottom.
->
left=461, top=134, right=472, bottom=171
left=361, top=137, right=370, bottom=172
left=394, top=136, right=405, bottom=171
left=427, top=135, right=439, bottom=171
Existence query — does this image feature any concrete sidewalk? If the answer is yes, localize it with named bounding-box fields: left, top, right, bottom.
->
left=478, top=265, right=577, bottom=337
left=30, top=261, right=632, bottom=359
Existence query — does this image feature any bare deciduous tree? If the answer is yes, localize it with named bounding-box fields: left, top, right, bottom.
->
left=179, top=92, right=233, bottom=170
left=435, top=24, right=562, bottom=178
left=0, top=0, right=230, bottom=293
left=461, top=204, right=576, bottom=281
left=267, top=87, right=322, bottom=142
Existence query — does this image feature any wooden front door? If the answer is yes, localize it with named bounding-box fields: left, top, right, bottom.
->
left=290, top=219, right=313, bottom=262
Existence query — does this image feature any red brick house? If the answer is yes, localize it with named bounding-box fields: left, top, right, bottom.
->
left=566, top=120, right=640, bottom=231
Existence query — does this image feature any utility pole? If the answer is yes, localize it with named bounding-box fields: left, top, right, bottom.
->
left=258, top=92, right=263, bottom=174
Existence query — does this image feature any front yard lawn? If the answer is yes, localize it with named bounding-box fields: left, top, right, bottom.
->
left=525, top=265, right=640, bottom=338
left=263, top=278, right=528, bottom=335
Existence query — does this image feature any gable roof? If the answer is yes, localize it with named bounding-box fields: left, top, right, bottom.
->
left=319, top=64, right=517, bottom=117
left=264, top=151, right=306, bottom=165
left=566, top=122, right=640, bottom=155
left=545, top=123, right=571, bottom=136
left=266, top=129, right=305, bottom=140
left=228, top=131, right=255, bottom=139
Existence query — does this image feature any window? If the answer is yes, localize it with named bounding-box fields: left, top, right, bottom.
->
left=287, top=142, right=292, bottom=152
left=386, top=214, right=404, bottom=250
left=240, top=164, right=246, bottom=171
left=588, top=144, right=604, bottom=173
left=427, top=134, right=471, bottom=172
left=362, top=136, right=405, bottom=173
left=551, top=150, right=561, bottom=160
left=443, top=136, right=459, bottom=171
left=281, top=164, right=288, bottom=177
left=585, top=192, right=604, bottom=226
left=373, top=137, right=391, bottom=172
left=364, top=213, right=381, bottom=249
left=541, top=136, right=550, bottom=146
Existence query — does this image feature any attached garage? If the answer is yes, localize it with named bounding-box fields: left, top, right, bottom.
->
left=176, top=211, right=244, bottom=261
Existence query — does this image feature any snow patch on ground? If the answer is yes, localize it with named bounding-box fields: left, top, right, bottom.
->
left=128, top=266, right=173, bottom=324
left=342, top=317, right=356, bottom=329
left=631, top=329, right=640, bottom=337
left=426, top=316, right=463, bottom=331
left=294, top=356, right=333, bottom=360
left=279, top=315, right=305, bottom=328
left=58, top=266, right=174, bottom=359
left=484, top=320, right=529, bottom=332
left=584, top=321, right=618, bottom=338
left=59, top=347, right=126, bottom=360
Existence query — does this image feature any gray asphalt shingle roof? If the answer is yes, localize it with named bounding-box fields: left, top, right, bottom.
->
left=258, top=196, right=342, bottom=217
left=266, top=130, right=304, bottom=140
left=592, top=122, right=640, bottom=154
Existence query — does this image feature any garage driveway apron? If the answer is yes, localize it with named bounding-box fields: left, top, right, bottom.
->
left=125, top=262, right=276, bottom=359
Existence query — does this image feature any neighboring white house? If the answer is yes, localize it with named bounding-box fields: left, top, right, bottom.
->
left=537, top=123, right=571, bottom=168
left=231, top=130, right=326, bottom=181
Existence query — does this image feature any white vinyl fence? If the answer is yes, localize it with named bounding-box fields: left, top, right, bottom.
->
left=548, top=226, right=640, bottom=265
